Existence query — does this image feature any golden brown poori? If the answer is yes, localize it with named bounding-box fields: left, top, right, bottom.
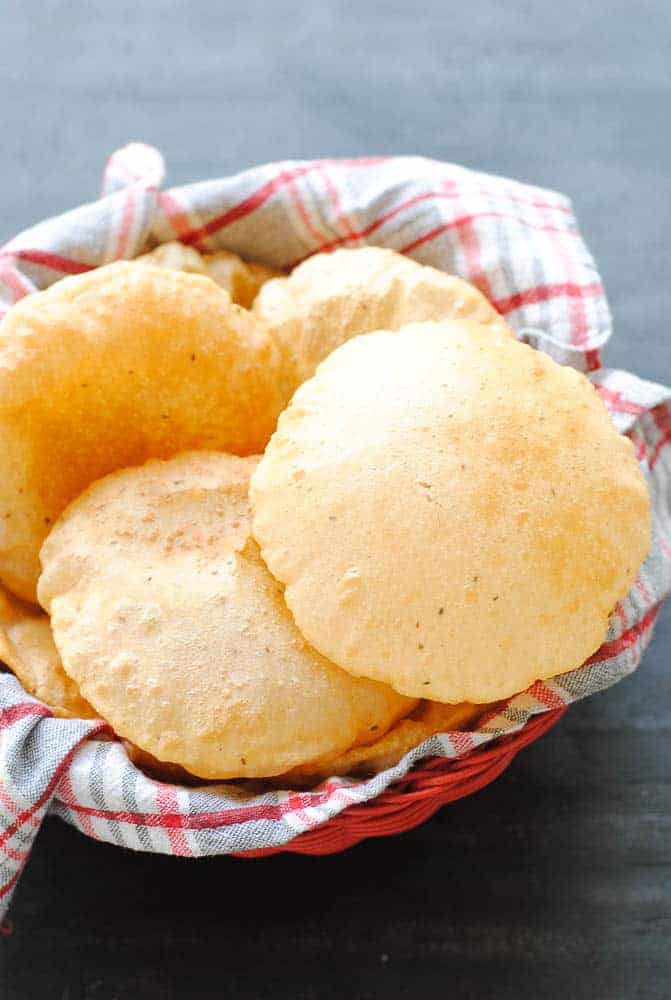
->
left=0, top=586, right=96, bottom=719
left=38, top=452, right=414, bottom=779
left=253, top=245, right=514, bottom=393
left=251, top=320, right=650, bottom=703
left=0, top=261, right=285, bottom=601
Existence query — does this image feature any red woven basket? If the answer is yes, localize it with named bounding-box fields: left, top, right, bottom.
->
left=235, top=708, right=566, bottom=856
left=2, top=148, right=667, bottom=906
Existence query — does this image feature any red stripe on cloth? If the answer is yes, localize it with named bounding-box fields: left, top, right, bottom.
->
left=648, top=405, right=671, bottom=469
left=0, top=721, right=107, bottom=852
left=290, top=191, right=451, bottom=261
left=535, top=195, right=590, bottom=347
left=449, top=731, right=476, bottom=756
left=178, top=159, right=389, bottom=247
left=614, top=601, right=628, bottom=635
left=0, top=249, right=92, bottom=275
left=58, top=788, right=340, bottom=831
left=114, top=186, right=137, bottom=260
left=584, top=349, right=602, bottom=371
left=317, top=164, right=357, bottom=239
left=650, top=429, right=671, bottom=469
left=155, top=190, right=196, bottom=240
left=58, top=769, right=98, bottom=840
left=0, top=702, right=50, bottom=727
left=493, top=282, right=603, bottom=316
left=596, top=385, right=647, bottom=415
left=651, top=402, right=671, bottom=432
left=628, top=429, right=647, bottom=462
left=451, top=205, right=494, bottom=300
left=0, top=784, right=41, bottom=830
left=286, top=174, right=330, bottom=245
left=179, top=165, right=318, bottom=246
left=155, top=784, right=192, bottom=856
left=179, top=174, right=303, bottom=246
left=0, top=869, right=20, bottom=902
left=284, top=790, right=317, bottom=829
left=296, top=186, right=577, bottom=260
left=0, top=837, right=28, bottom=865
left=398, top=209, right=576, bottom=258
left=583, top=604, right=660, bottom=666
left=527, top=681, right=567, bottom=711
left=0, top=263, right=31, bottom=303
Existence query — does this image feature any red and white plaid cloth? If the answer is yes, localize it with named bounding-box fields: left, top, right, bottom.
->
left=1, top=144, right=669, bottom=917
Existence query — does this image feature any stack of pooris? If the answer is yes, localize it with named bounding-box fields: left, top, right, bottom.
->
left=0, top=243, right=652, bottom=787
left=0, top=261, right=286, bottom=602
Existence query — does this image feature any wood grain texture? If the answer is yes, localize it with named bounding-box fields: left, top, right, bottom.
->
left=0, top=1, right=670, bottom=997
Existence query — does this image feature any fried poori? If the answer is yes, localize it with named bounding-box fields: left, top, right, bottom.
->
left=251, top=320, right=651, bottom=704
left=253, top=246, right=514, bottom=392
left=0, top=262, right=285, bottom=601
left=38, top=452, right=415, bottom=780
left=0, top=586, right=96, bottom=719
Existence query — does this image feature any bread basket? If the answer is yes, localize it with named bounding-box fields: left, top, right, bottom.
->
left=1, top=144, right=669, bottom=915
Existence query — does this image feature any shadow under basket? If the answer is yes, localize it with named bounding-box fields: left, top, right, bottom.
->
left=234, top=708, right=566, bottom=857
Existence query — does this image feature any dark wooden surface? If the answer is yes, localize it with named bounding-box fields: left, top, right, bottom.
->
left=1, top=2, right=670, bottom=997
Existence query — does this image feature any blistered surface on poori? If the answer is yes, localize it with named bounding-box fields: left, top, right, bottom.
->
left=253, top=246, right=513, bottom=391
left=0, top=586, right=96, bottom=719
left=282, top=701, right=485, bottom=786
left=0, top=262, right=285, bottom=601
left=38, top=452, right=414, bottom=779
left=251, top=320, right=651, bottom=703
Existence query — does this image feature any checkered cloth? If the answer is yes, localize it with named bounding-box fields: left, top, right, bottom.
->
left=1, top=144, right=669, bottom=918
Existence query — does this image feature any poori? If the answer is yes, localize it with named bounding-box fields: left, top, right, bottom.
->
left=253, top=245, right=514, bottom=391
left=0, top=586, right=96, bottom=719
left=38, top=451, right=415, bottom=779
left=0, top=261, right=285, bottom=601
left=251, top=320, right=651, bottom=703
left=138, top=242, right=283, bottom=307
left=2, top=237, right=651, bottom=789
left=282, top=700, right=486, bottom=786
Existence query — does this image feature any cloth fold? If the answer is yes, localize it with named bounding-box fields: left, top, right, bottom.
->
left=0, top=144, right=669, bottom=918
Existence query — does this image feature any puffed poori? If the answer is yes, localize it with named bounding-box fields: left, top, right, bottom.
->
left=251, top=320, right=651, bottom=704
left=0, top=261, right=285, bottom=602
left=37, top=452, right=415, bottom=780
left=253, top=245, right=514, bottom=392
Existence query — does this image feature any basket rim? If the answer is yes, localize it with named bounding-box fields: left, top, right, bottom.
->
left=232, top=707, right=567, bottom=856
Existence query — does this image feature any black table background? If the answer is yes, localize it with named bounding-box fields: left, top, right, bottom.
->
left=1, top=2, right=670, bottom=997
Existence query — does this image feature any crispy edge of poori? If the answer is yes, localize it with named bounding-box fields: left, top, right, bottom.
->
left=0, top=585, right=97, bottom=719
